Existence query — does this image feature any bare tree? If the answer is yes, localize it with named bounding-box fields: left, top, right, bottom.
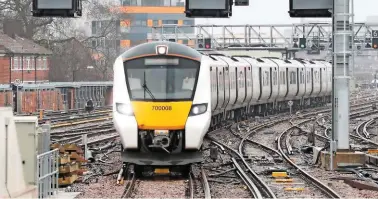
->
left=0, top=0, right=54, bottom=39
left=49, top=38, right=95, bottom=82
left=82, top=0, right=123, bottom=81
left=0, top=0, right=125, bottom=81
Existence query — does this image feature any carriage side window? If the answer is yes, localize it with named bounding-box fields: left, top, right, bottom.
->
left=231, top=73, right=233, bottom=89
left=272, top=71, right=277, bottom=85
left=213, top=72, right=217, bottom=92
left=263, top=71, right=268, bottom=86
left=280, top=71, right=283, bottom=85
left=262, top=71, right=265, bottom=86
left=299, top=71, right=303, bottom=84
left=234, top=74, right=236, bottom=89
left=225, top=73, right=229, bottom=89
left=211, top=73, right=214, bottom=92
left=314, top=71, right=318, bottom=83
left=302, top=71, right=305, bottom=84
left=242, top=73, right=245, bottom=88
left=289, top=71, right=297, bottom=84
left=238, top=74, right=242, bottom=88
left=229, top=73, right=232, bottom=90
left=233, top=73, right=236, bottom=89
left=289, top=71, right=293, bottom=84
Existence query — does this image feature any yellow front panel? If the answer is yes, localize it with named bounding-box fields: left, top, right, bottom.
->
left=131, top=101, right=192, bottom=130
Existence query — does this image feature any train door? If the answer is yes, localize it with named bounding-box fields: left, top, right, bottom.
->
left=210, top=67, right=217, bottom=111
left=320, top=67, right=323, bottom=94
left=223, top=67, right=230, bottom=108
left=243, top=67, right=248, bottom=103
left=311, top=68, right=314, bottom=95
left=258, top=67, right=262, bottom=100
left=296, top=68, right=299, bottom=96
left=217, top=67, right=225, bottom=110
left=234, top=67, right=239, bottom=104
left=269, top=67, right=273, bottom=99
left=286, top=68, right=289, bottom=97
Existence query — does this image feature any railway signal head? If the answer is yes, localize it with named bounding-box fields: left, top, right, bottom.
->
left=373, top=38, right=378, bottom=49
left=204, top=38, right=211, bottom=49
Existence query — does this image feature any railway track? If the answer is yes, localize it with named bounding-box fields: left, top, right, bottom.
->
left=120, top=165, right=211, bottom=198
left=205, top=106, right=349, bottom=198
left=278, top=119, right=341, bottom=198
left=354, top=119, right=378, bottom=147
left=70, top=91, right=378, bottom=198
left=316, top=108, right=378, bottom=147
left=199, top=97, right=378, bottom=198
left=51, top=116, right=112, bottom=129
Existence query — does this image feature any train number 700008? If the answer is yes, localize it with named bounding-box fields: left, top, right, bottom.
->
left=152, top=106, right=172, bottom=111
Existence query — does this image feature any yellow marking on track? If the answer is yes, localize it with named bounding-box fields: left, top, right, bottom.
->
left=284, top=187, right=305, bottom=191
left=275, top=178, right=293, bottom=183
left=272, top=172, right=288, bottom=178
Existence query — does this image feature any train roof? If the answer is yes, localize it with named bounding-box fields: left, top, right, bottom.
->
left=121, top=41, right=202, bottom=61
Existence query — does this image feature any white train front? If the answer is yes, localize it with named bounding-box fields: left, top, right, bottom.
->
left=113, top=41, right=332, bottom=167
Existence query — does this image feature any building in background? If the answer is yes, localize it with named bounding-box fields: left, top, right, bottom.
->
left=0, top=33, right=52, bottom=84
left=91, top=0, right=195, bottom=53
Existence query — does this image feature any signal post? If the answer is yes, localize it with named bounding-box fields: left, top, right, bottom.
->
left=289, top=0, right=365, bottom=170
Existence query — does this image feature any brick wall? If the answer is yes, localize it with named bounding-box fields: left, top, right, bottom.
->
left=11, top=70, right=49, bottom=83
left=0, top=56, right=10, bottom=84
left=0, top=56, right=50, bottom=84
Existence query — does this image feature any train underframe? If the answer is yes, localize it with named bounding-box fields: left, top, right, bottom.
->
left=121, top=128, right=201, bottom=177
left=209, top=96, right=332, bottom=130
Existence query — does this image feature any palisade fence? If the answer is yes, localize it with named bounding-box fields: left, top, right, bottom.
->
left=36, top=124, right=59, bottom=198
left=0, top=82, right=113, bottom=114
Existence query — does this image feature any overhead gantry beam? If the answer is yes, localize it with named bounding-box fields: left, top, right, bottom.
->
left=150, top=23, right=378, bottom=52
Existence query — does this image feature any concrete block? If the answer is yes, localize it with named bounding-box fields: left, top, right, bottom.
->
left=320, top=151, right=365, bottom=170
left=312, top=147, right=323, bottom=165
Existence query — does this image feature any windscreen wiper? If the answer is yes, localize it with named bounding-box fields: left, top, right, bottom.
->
left=142, top=83, right=156, bottom=100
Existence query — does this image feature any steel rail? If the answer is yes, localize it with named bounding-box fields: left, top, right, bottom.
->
left=277, top=119, right=341, bottom=199
left=209, top=138, right=265, bottom=199
left=201, top=168, right=211, bottom=199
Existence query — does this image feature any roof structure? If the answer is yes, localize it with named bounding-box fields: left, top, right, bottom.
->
left=0, top=33, right=52, bottom=56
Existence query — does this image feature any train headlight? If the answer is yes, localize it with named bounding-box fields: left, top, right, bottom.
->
left=189, top=103, right=208, bottom=116
left=156, top=45, right=168, bottom=55
left=116, top=103, right=134, bottom=116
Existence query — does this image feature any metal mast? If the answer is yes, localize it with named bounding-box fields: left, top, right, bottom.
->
left=331, top=0, right=352, bottom=170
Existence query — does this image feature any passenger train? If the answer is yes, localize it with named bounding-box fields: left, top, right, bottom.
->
left=112, top=41, right=332, bottom=174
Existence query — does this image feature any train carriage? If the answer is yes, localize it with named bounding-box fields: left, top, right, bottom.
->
left=113, top=41, right=332, bottom=175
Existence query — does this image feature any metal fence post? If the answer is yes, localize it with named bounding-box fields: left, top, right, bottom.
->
left=41, top=124, right=51, bottom=153
left=82, top=134, right=88, bottom=160
left=37, top=148, right=59, bottom=198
